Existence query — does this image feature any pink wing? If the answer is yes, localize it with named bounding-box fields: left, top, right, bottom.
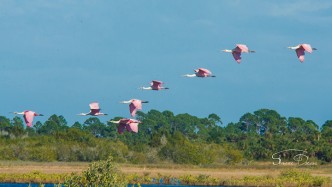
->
left=129, top=100, right=142, bottom=117
left=301, top=44, right=313, bottom=53
left=89, top=102, right=100, bottom=115
left=23, top=111, right=35, bottom=127
left=198, top=68, right=211, bottom=77
left=126, top=120, right=140, bottom=133
left=236, top=44, right=249, bottom=53
left=151, top=80, right=162, bottom=90
left=117, top=123, right=126, bottom=134
left=117, top=118, right=130, bottom=134
left=232, top=51, right=242, bottom=63
left=89, top=102, right=100, bottom=110
left=296, top=48, right=305, bottom=62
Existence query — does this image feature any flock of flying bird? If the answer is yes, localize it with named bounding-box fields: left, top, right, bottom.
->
left=12, top=43, right=317, bottom=134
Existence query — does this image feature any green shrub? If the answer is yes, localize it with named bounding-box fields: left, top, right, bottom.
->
left=28, top=146, right=57, bottom=162
left=64, top=156, right=127, bottom=187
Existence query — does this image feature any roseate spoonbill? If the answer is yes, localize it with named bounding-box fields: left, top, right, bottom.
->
left=78, top=102, right=108, bottom=116
left=109, top=118, right=141, bottom=134
left=13, top=110, right=44, bottom=127
left=140, top=80, right=169, bottom=90
left=120, top=99, right=149, bottom=117
left=183, top=68, right=216, bottom=78
left=222, top=44, right=255, bottom=63
left=288, top=44, right=317, bottom=62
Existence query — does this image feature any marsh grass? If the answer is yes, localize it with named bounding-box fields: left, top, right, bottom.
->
left=0, top=162, right=331, bottom=186
left=0, top=171, right=67, bottom=183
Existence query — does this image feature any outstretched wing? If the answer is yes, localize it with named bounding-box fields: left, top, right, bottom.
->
left=301, top=44, right=313, bottom=53
left=296, top=48, right=305, bottom=62
left=89, top=102, right=100, bottom=110
left=89, top=102, right=101, bottom=115
left=23, top=111, right=35, bottom=127
left=236, top=44, right=249, bottom=53
left=129, top=100, right=142, bottom=117
left=126, top=120, right=140, bottom=133
left=198, top=68, right=212, bottom=77
left=232, top=51, right=242, bottom=63
left=117, top=123, right=126, bottom=134
left=151, top=80, right=162, bottom=90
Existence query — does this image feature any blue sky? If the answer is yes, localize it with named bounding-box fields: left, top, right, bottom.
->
left=1, top=0, right=331, bottom=126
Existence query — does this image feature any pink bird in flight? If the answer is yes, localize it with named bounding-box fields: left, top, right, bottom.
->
left=13, top=110, right=44, bottom=127
left=288, top=44, right=317, bottom=62
left=120, top=99, right=149, bottom=117
left=78, top=102, right=107, bottom=116
left=140, top=80, right=169, bottom=90
left=183, top=68, right=216, bottom=78
left=109, top=118, right=141, bottom=134
left=222, top=44, right=255, bottom=63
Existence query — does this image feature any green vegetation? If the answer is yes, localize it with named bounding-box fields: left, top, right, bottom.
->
left=0, top=167, right=330, bottom=187
left=64, top=156, right=127, bottom=187
left=177, top=170, right=330, bottom=186
left=0, top=171, right=66, bottom=184
left=0, top=109, right=332, bottom=165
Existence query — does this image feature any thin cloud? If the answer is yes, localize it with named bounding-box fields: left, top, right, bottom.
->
left=267, top=0, right=332, bottom=24
left=270, top=1, right=332, bottom=17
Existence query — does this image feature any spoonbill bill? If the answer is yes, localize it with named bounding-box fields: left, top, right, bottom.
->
left=183, top=68, right=216, bottom=78
left=13, top=110, right=44, bottom=127
left=120, top=99, right=149, bottom=117
left=222, top=44, right=255, bottom=63
left=288, top=44, right=317, bottom=62
left=109, top=118, right=141, bottom=134
left=78, top=102, right=108, bottom=116
left=140, top=80, right=169, bottom=90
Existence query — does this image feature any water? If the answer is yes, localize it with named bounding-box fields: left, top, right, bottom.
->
left=0, top=184, right=228, bottom=187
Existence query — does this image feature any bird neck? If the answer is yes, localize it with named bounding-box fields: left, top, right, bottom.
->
left=110, top=120, right=120, bottom=124
left=141, top=87, right=152, bottom=90
left=223, top=49, right=233, bottom=53
left=288, top=46, right=298, bottom=50
left=183, top=74, right=196, bottom=77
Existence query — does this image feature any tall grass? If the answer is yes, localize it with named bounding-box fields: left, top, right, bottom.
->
left=0, top=165, right=330, bottom=186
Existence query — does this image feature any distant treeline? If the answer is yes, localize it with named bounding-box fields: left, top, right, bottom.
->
left=0, top=109, right=331, bottom=164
